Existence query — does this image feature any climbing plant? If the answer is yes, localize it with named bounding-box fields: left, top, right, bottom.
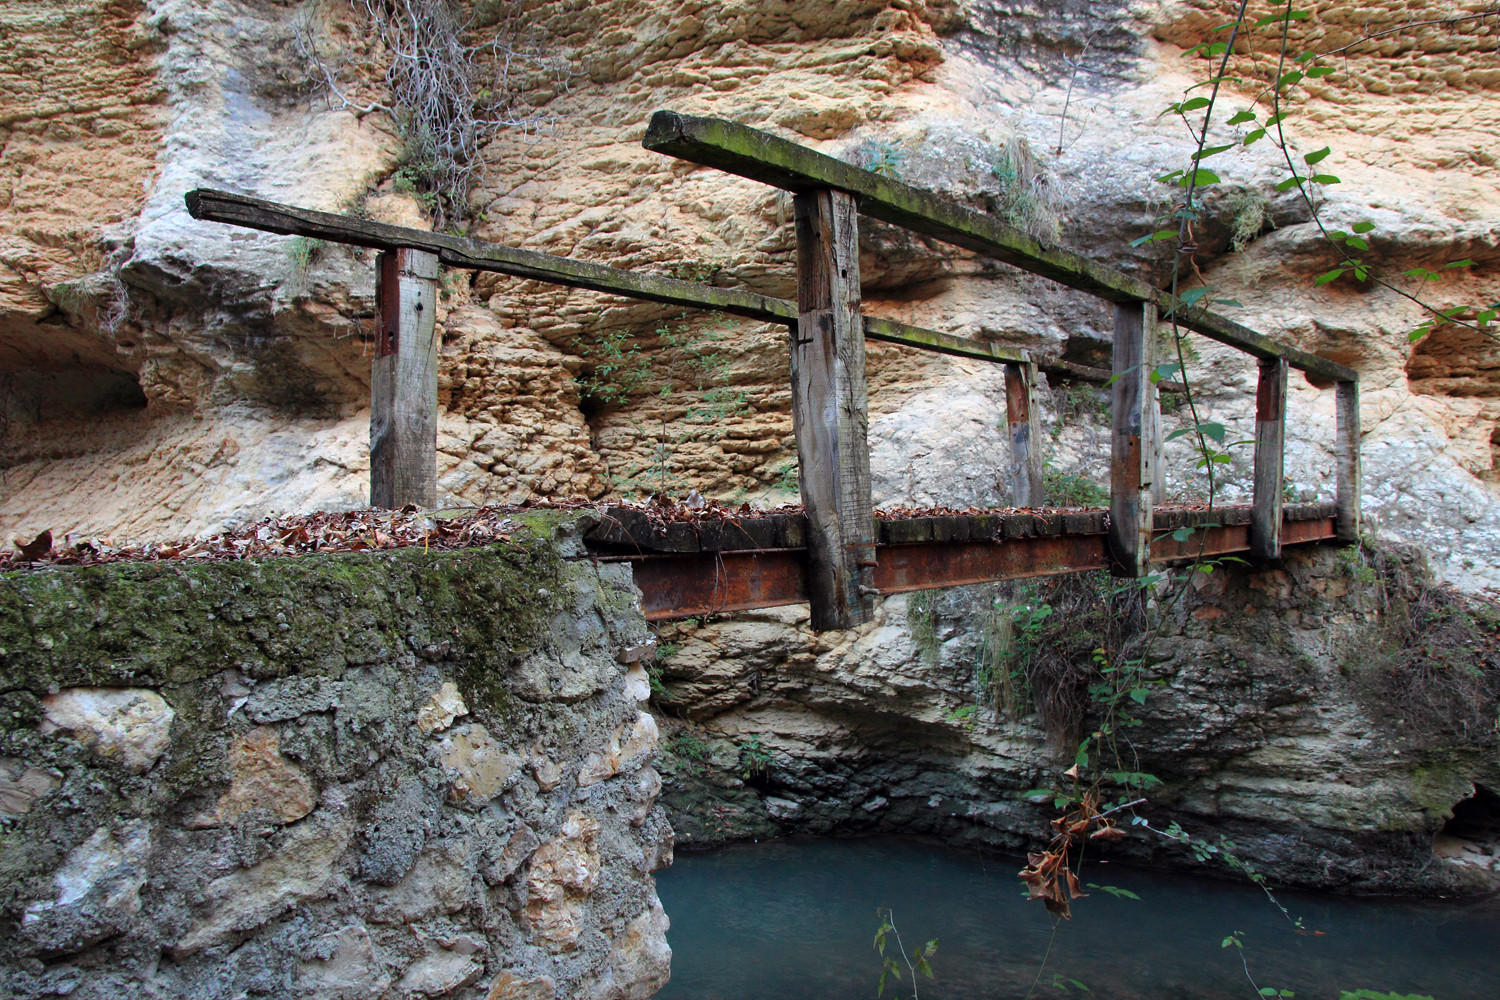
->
left=295, top=0, right=572, bottom=229
left=1015, top=7, right=1499, bottom=998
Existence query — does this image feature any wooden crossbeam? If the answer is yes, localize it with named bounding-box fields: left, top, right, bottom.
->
left=184, top=188, right=1117, bottom=383
left=642, top=111, right=1359, bottom=385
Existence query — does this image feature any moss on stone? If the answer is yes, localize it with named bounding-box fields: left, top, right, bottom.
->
left=0, top=535, right=567, bottom=719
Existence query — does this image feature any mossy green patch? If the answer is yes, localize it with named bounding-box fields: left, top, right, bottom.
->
left=0, top=536, right=566, bottom=717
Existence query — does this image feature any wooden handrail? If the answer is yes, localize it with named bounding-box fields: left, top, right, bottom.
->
left=642, top=111, right=1358, bottom=385
left=184, top=188, right=1145, bottom=381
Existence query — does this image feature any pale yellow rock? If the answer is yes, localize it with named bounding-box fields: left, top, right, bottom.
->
left=297, top=924, right=391, bottom=997
left=606, top=899, right=672, bottom=1000
left=524, top=811, right=601, bottom=952
left=441, top=724, right=523, bottom=805
left=194, top=726, right=316, bottom=828
left=619, top=712, right=659, bottom=766
left=40, top=688, right=175, bottom=774
left=0, top=757, right=61, bottom=818
left=486, top=972, right=557, bottom=1000
left=417, top=681, right=469, bottom=734
left=532, top=756, right=564, bottom=791
left=622, top=664, right=651, bottom=703
left=397, top=951, right=483, bottom=997
left=174, top=813, right=353, bottom=955
left=577, top=712, right=659, bottom=789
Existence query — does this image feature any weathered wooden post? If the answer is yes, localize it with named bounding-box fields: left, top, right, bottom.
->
left=1110, top=301, right=1157, bottom=576
left=1335, top=378, right=1361, bottom=542
left=1004, top=358, right=1045, bottom=507
left=371, top=248, right=440, bottom=509
left=791, top=188, right=875, bottom=630
left=1250, top=356, right=1288, bottom=560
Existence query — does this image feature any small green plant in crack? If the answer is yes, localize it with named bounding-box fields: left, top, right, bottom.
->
left=737, top=736, right=773, bottom=780
left=846, top=137, right=907, bottom=179
left=664, top=730, right=715, bottom=777
left=1045, top=468, right=1108, bottom=508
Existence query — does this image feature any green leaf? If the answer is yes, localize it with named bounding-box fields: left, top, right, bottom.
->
left=1129, top=687, right=1149, bottom=705
left=1307, top=65, right=1335, bottom=78
left=1353, top=266, right=1368, bottom=281
left=1087, top=883, right=1142, bottom=901
left=1446, top=259, right=1476, bottom=268
left=1243, top=128, right=1266, bottom=146
left=1021, top=788, right=1055, bottom=802
left=1226, top=109, right=1258, bottom=125
left=1310, top=173, right=1341, bottom=184
left=1260, top=989, right=1279, bottom=997
left=1265, top=112, right=1288, bottom=126
left=1170, top=526, right=1194, bottom=541
left=1346, top=236, right=1369, bottom=251
left=1180, top=168, right=1221, bottom=187
left=1314, top=268, right=1346, bottom=286
left=1193, top=143, right=1236, bottom=160
left=1198, top=421, right=1227, bottom=442
left=1130, top=229, right=1178, bottom=247
left=1156, top=169, right=1185, bottom=184
left=1274, top=175, right=1303, bottom=192
left=1277, top=70, right=1304, bottom=88
left=1176, top=286, right=1211, bottom=308
left=1303, top=146, right=1331, bottom=165
left=1352, top=220, right=1375, bottom=233
left=1178, top=97, right=1212, bottom=112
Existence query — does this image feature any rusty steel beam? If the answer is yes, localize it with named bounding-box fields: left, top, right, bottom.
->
left=612, top=516, right=1338, bottom=620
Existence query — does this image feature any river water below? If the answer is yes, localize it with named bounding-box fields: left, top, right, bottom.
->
left=654, top=837, right=1499, bottom=1000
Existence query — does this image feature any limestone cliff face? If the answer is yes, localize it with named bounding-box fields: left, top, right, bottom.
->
left=650, top=546, right=1500, bottom=896
left=0, top=518, right=672, bottom=1000
left=0, top=0, right=1496, bottom=592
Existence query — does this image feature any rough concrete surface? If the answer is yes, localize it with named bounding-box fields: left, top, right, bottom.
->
left=0, top=518, right=673, bottom=1000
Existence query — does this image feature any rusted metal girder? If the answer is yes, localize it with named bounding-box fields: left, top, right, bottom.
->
left=609, top=515, right=1338, bottom=621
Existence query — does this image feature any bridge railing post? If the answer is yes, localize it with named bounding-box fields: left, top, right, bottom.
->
left=791, top=188, right=875, bottom=630
left=1250, top=356, right=1288, bottom=560
left=1110, top=301, right=1157, bottom=576
left=1004, top=358, right=1045, bottom=507
left=371, top=248, right=440, bottom=509
left=1335, top=378, right=1361, bottom=542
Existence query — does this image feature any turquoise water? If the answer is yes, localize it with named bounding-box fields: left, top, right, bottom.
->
left=654, top=837, right=1500, bottom=1000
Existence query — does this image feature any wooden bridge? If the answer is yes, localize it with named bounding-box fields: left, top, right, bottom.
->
left=186, top=111, right=1360, bottom=631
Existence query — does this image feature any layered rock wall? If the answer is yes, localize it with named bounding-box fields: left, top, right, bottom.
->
left=0, top=517, right=672, bottom=1000
left=0, top=0, right=1496, bottom=592
left=652, top=544, right=1500, bottom=895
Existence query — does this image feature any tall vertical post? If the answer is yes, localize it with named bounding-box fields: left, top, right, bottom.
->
left=371, top=247, right=440, bottom=509
left=1110, top=301, right=1157, bottom=577
left=791, top=188, right=874, bottom=631
left=1250, top=356, right=1288, bottom=560
left=1335, top=378, right=1361, bottom=542
left=1004, top=359, right=1045, bottom=507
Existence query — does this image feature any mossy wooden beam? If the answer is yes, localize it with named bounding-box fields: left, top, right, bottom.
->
left=185, top=188, right=1112, bottom=382
left=642, top=111, right=1358, bottom=385
left=185, top=188, right=794, bottom=325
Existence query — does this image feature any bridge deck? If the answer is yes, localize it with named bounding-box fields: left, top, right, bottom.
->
left=585, top=503, right=1337, bottom=620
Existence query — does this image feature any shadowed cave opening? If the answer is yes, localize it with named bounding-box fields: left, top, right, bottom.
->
left=1434, top=783, right=1500, bottom=872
